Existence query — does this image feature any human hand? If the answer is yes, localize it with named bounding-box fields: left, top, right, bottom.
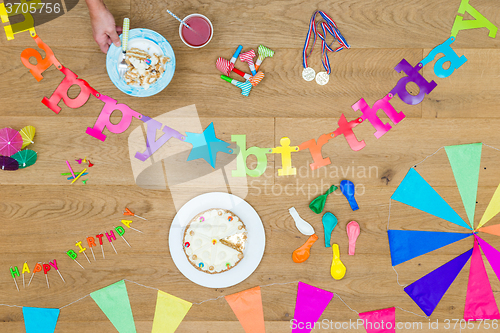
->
left=89, top=5, right=122, bottom=53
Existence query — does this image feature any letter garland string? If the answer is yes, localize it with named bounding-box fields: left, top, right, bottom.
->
left=301, top=10, right=350, bottom=85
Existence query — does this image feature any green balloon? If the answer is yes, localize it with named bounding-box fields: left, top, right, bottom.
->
left=309, top=185, right=338, bottom=214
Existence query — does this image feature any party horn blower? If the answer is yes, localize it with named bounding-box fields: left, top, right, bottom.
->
left=255, top=45, right=274, bottom=70
left=216, top=58, right=264, bottom=86
left=239, top=49, right=257, bottom=75
left=220, top=75, right=252, bottom=96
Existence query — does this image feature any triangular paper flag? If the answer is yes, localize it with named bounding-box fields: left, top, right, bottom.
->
left=464, top=237, right=500, bottom=320
left=292, top=282, right=333, bottom=333
left=90, top=280, right=136, bottom=333
left=388, top=230, right=472, bottom=266
left=479, top=224, right=500, bottom=237
left=477, top=184, right=500, bottom=229
left=358, top=307, right=395, bottom=333
left=477, top=235, right=500, bottom=282
left=225, top=286, right=265, bottom=333
left=391, top=168, right=471, bottom=230
left=445, top=143, right=482, bottom=228
left=152, top=290, right=192, bottom=333
left=23, top=307, right=60, bottom=333
left=404, top=248, right=472, bottom=316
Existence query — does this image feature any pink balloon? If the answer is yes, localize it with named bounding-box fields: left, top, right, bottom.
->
left=346, top=221, right=360, bottom=255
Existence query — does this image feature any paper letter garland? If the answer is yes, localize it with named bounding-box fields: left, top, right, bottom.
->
left=23, top=307, right=60, bottom=333
left=90, top=280, right=137, bottom=333
left=152, top=290, right=192, bottom=333
left=358, top=307, right=395, bottom=333
left=463, top=237, right=500, bottom=320
left=225, top=286, right=266, bottom=333
left=292, top=282, right=333, bottom=333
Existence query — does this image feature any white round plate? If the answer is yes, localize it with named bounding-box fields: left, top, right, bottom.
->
left=169, top=192, right=265, bottom=288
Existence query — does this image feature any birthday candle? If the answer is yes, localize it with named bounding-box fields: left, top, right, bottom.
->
left=28, top=262, right=42, bottom=286
left=10, top=266, right=19, bottom=291
left=124, top=207, right=147, bottom=220
left=105, top=230, right=118, bottom=254
left=87, top=236, right=97, bottom=261
left=96, top=233, right=105, bottom=259
left=66, top=250, right=85, bottom=269
left=43, top=263, right=51, bottom=288
left=49, top=259, right=65, bottom=283
left=21, top=261, right=30, bottom=288
left=66, top=160, right=75, bottom=178
left=75, top=241, right=91, bottom=264
left=121, top=219, right=143, bottom=233
left=114, top=226, right=131, bottom=247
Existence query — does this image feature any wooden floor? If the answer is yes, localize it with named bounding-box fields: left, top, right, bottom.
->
left=1, top=0, right=500, bottom=332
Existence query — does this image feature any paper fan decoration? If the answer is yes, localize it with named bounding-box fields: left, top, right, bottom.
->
left=11, top=149, right=37, bottom=169
left=0, top=127, right=23, bottom=156
left=0, top=156, right=19, bottom=170
left=388, top=143, right=500, bottom=319
left=20, top=126, right=35, bottom=149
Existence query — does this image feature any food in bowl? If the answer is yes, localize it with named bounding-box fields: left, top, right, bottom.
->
left=123, top=47, right=170, bottom=90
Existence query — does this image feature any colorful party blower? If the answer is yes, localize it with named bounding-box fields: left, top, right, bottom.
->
left=90, top=280, right=137, bottom=333
left=216, top=58, right=264, bottom=86
left=23, top=307, right=60, bottom=333
left=239, top=49, right=257, bottom=75
left=220, top=75, right=252, bottom=96
left=292, top=282, right=333, bottom=333
left=255, top=45, right=274, bottom=70
left=152, top=290, right=192, bottom=333
left=225, top=286, right=266, bottom=333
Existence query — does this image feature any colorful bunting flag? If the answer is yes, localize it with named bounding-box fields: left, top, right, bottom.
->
left=90, top=280, right=136, bottom=333
left=23, top=307, right=60, bottom=333
left=476, top=235, right=500, bottom=282
left=463, top=237, right=500, bottom=320
left=445, top=143, right=482, bottom=228
left=358, top=307, right=396, bottom=333
left=184, top=122, right=232, bottom=168
left=477, top=184, right=500, bottom=229
left=404, top=248, right=473, bottom=316
left=225, top=286, right=266, bottom=333
left=388, top=230, right=472, bottom=266
left=391, top=168, right=471, bottom=230
left=479, top=224, right=500, bottom=237
left=292, top=282, right=333, bottom=333
left=152, top=290, right=192, bottom=333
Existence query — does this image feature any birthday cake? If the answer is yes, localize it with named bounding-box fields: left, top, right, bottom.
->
left=183, top=208, right=247, bottom=274
left=123, top=47, right=170, bottom=90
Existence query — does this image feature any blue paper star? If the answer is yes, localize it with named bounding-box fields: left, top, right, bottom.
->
left=184, top=122, right=232, bottom=168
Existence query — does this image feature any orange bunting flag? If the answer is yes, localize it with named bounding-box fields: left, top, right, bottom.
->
left=225, top=286, right=266, bottom=333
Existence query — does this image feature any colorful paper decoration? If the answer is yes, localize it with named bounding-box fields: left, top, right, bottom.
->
left=463, top=237, right=500, bottom=320
left=390, top=59, right=437, bottom=105
left=331, top=115, right=365, bottom=151
left=292, top=282, right=333, bottom=333
left=388, top=230, right=472, bottom=266
left=272, top=137, right=298, bottom=176
left=232, top=135, right=271, bottom=177
left=23, top=307, right=60, bottom=333
left=90, top=280, right=136, bottom=333
left=225, top=286, right=266, bottom=333
left=330, top=244, right=346, bottom=280
left=445, top=143, right=482, bottom=228
left=391, top=168, right=472, bottom=230
left=21, top=34, right=61, bottom=81
left=86, top=93, right=143, bottom=142
left=340, top=180, right=359, bottom=211
left=298, top=133, right=334, bottom=170
left=292, top=234, right=318, bottom=263
left=346, top=221, right=360, bottom=255
left=255, top=45, right=274, bottom=70
left=351, top=94, right=405, bottom=138
left=420, top=37, right=467, bottom=78
left=184, top=122, right=232, bottom=168
left=309, top=185, right=337, bottom=214
left=0, top=156, right=19, bottom=171
left=0, top=0, right=37, bottom=40
left=239, top=49, right=257, bottom=75
left=322, top=212, right=338, bottom=247
left=151, top=290, right=192, bottom=333
left=0, top=127, right=22, bottom=156
left=134, top=116, right=185, bottom=161
left=19, top=125, right=36, bottom=148
left=220, top=75, right=253, bottom=96
left=477, top=184, right=500, bottom=229
left=476, top=235, right=500, bottom=282
left=358, top=307, right=396, bottom=333
left=479, top=224, right=500, bottom=237
left=11, top=149, right=37, bottom=169
left=450, top=0, right=498, bottom=38
left=404, top=248, right=472, bottom=316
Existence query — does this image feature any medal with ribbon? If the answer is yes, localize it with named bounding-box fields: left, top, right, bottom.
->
left=302, top=11, right=350, bottom=85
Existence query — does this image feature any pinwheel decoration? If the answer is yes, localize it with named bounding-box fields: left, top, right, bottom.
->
left=388, top=143, right=500, bottom=320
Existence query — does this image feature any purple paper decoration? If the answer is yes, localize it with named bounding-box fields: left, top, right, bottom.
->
left=420, top=37, right=467, bottom=78
left=135, top=116, right=185, bottom=161
left=86, top=94, right=143, bottom=142
left=292, top=282, right=334, bottom=333
left=476, top=235, right=500, bottom=282
left=390, top=59, right=437, bottom=105
left=352, top=94, right=405, bottom=138
left=404, top=248, right=472, bottom=316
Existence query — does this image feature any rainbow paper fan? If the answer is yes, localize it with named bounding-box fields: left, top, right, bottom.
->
left=388, top=143, right=500, bottom=319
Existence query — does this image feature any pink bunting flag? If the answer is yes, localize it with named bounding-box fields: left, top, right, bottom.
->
left=476, top=235, right=500, bottom=282
left=292, top=282, right=334, bottom=333
left=358, top=307, right=396, bottom=333
left=464, top=237, right=500, bottom=320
